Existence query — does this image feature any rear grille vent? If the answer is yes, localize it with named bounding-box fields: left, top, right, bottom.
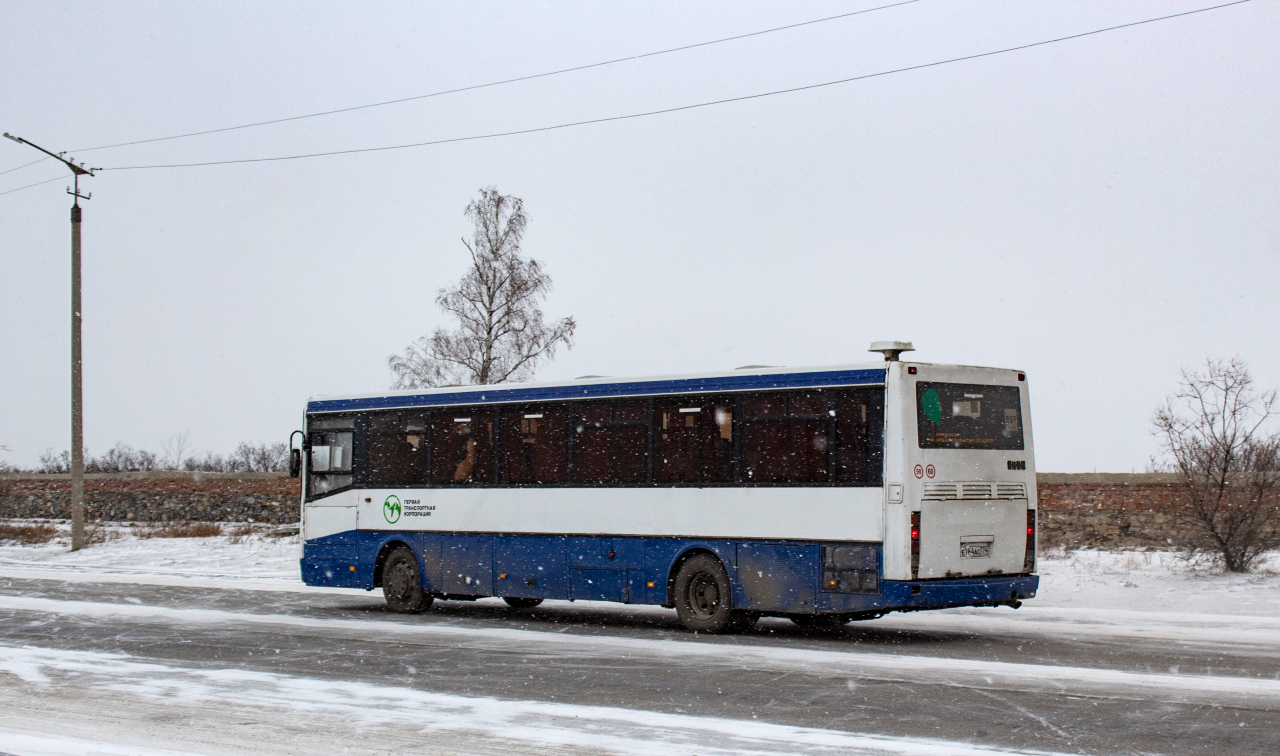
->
left=922, top=481, right=1028, bottom=500
left=922, top=483, right=959, bottom=500
left=996, top=482, right=1028, bottom=499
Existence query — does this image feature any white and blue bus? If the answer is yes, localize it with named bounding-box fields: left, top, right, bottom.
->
left=295, top=342, right=1037, bottom=632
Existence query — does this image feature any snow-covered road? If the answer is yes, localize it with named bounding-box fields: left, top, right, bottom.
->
left=1, top=533, right=1278, bottom=755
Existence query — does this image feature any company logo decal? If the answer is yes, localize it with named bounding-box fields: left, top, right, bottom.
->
left=383, top=494, right=402, bottom=524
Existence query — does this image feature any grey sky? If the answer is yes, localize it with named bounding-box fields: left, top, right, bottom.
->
left=2, top=1, right=1277, bottom=472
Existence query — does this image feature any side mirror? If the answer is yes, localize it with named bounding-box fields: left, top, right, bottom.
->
left=289, top=448, right=302, bottom=478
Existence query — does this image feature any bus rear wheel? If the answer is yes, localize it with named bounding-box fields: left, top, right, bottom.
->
left=382, top=546, right=433, bottom=614
left=674, top=554, right=748, bottom=634
left=503, top=597, right=543, bottom=609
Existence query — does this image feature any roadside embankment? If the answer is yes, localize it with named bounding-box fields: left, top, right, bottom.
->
left=0, top=472, right=299, bottom=525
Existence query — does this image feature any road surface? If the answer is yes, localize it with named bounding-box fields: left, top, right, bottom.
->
left=1, top=572, right=1277, bottom=755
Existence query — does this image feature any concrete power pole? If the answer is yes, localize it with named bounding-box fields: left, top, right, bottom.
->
left=4, top=133, right=96, bottom=551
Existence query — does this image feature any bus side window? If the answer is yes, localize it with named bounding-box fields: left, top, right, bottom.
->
left=653, top=398, right=733, bottom=484
left=366, top=411, right=430, bottom=486
left=500, top=407, right=567, bottom=484
left=741, top=391, right=829, bottom=484
left=835, top=389, right=885, bottom=485
left=431, top=410, right=494, bottom=484
left=573, top=401, right=646, bottom=485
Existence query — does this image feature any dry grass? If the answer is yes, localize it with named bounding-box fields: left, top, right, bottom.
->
left=0, top=520, right=59, bottom=545
left=84, top=524, right=122, bottom=545
left=137, top=521, right=224, bottom=539
left=225, top=522, right=264, bottom=544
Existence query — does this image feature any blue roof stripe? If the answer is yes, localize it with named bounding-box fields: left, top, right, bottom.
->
left=307, top=368, right=886, bottom=414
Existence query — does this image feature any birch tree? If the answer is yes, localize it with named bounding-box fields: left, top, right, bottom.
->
left=388, top=187, right=575, bottom=388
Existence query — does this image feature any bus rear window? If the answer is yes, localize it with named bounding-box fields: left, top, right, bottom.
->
left=916, top=382, right=1023, bottom=450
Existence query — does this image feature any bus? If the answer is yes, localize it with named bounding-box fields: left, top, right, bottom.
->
left=294, top=342, right=1038, bottom=633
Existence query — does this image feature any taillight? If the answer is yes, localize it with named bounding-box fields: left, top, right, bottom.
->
left=910, top=511, right=921, bottom=580
left=1024, top=509, right=1036, bottom=573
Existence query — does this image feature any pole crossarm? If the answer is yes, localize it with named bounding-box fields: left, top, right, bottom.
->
left=4, top=133, right=96, bottom=176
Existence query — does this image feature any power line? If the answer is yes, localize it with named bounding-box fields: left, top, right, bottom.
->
left=0, top=156, right=50, bottom=176
left=0, top=174, right=65, bottom=196
left=99, top=0, right=1251, bottom=173
left=68, top=0, right=920, bottom=154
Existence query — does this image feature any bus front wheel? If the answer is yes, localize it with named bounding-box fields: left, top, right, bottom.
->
left=382, top=546, right=433, bottom=614
left=503, top=597, right=543, bottom=609
left=674, top=554, right=749, bottom=634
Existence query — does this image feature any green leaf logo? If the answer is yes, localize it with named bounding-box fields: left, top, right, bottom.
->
left=922, top=389, right=943, bottom=426
left=383, top=494, right=402, bottom=524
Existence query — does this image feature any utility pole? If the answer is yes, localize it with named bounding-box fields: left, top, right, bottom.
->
left=4, top=133, right=96, bottom=551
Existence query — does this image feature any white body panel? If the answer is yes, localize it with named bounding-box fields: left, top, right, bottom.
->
left=918, top=499, right=1028, bottom=578
left=303, top=501, right=357, bottom=541
left=885, top=362, right=1036, bottom=580
left=307, top=486, right=884, bottom=542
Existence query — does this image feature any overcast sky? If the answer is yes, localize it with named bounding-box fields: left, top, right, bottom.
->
left=2, top=0, right=1277, bottom=472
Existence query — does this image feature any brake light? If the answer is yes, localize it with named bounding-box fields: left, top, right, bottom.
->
left=910, top=511, right=921, bottom=580
left=1024, top=509, right=1036, bottom=574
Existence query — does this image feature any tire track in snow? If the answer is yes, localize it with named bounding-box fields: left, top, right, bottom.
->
left=0, top=645, right=1086, bottom=756
left=2, top=595, right=1277, bottom=708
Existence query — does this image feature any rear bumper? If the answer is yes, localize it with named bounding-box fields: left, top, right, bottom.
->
left=881, top=574, right=1038, bottom=612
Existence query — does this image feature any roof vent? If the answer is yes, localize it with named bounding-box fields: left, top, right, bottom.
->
left=574, top=375, right=609, bottom=380
left=868, top=341, right=914, bottom=362
left=734, top=365, right=780, bottom=370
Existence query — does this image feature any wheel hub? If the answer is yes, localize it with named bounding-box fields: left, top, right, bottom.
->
left=689, top=571, right=720, bottom=619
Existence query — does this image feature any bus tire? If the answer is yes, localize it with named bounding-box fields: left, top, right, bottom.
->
left=382, top=546, right=433, bottom=614
left=674, top=554, right=738, bottom=634
left=503, top=597, right=543, bottom=609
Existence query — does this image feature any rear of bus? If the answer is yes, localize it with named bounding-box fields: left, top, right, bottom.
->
left=882, top=361, right=1038, bottom=609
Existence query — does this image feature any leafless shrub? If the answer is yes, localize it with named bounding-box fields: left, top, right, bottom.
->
left=38, top=449, right=70, bottom=474
left=1152, top=358, right=1280, bottom=572
left=389, top=187, right=575, bottom=389
left=85, top=443, right=158, bottom=473
left=33, top=440, right=290, bottom=474
left=0, top=520, right=58, bottom=545
left=137, top=521, right=224, bottom=539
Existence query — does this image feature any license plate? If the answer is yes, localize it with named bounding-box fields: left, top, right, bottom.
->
left=960, top=542, right=992, bottom=559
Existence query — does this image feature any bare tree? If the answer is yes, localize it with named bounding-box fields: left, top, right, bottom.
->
left=1152, top=358, right=1280, bottom=572
left=161, top=431, right=192, bottom=469
left=388, top=187, right=576, bottom=388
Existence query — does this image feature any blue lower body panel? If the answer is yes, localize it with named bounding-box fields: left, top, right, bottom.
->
left=301, top=531, right=1039, bottom=615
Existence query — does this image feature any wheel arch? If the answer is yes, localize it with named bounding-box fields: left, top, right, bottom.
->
left=665, top=546, right=730, bottom=607
left=372, top=538, right=414, bottom=588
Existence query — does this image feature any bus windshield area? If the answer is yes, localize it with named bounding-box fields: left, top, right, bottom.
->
left=916, top=382, right=1024, bottom=450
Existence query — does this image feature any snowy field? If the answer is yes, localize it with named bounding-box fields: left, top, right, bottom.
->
left=2, top=524, right=1278, bottom=616
left=2, top=525, right=1278, bottom=756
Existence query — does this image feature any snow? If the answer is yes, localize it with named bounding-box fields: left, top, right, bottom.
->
left=3, top=532, right=1279, bottom=755
left=3, top=530, right=1280, bottom=648
left=0, top=645, right=1087, bottom=756
left=4, top=528, right=1278, bottom=615
left=2, top=593, right=1276, bottom=708
left=0, top=527, right=302, bottom=586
